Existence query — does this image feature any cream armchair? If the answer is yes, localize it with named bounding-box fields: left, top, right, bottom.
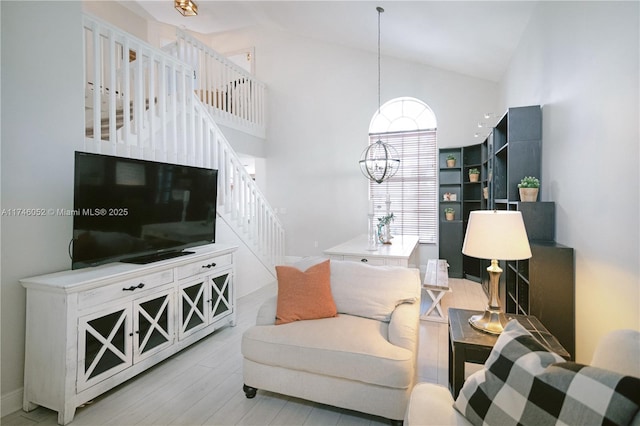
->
left=241, top=259, right=422, bottom=424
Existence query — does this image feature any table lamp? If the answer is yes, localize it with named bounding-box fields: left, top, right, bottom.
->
left=462, top=210, right=532, bottom=334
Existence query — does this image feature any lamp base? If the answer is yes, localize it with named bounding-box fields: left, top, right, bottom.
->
left=469, top=309, right=508, bottom=335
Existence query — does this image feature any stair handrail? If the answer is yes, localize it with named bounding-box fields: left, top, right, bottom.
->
left=174, top=29, right=267, bottom=138
left=82, top=13, right=284, bottom=271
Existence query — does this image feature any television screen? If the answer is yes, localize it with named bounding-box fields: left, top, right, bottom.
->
left=72, top=152, right=218, bottom=269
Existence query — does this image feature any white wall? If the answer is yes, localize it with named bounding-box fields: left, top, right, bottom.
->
left=1, top=0, right=85, bottom=409
left=209, top=27, right=499, bottom=259
left=83, top=1, right=148, bottom=41
left=499, top=1, right=639, bottom=362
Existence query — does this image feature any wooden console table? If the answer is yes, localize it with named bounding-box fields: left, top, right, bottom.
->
left=323, top=234, right=419, bottom=268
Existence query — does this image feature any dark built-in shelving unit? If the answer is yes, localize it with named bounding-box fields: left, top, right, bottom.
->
left=492, top=105, right=542, bottom=208
left=438, top=105, right=575, bottom=358
left=438, top=148, right=463, bottom=278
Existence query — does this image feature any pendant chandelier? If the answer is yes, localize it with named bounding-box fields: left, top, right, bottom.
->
left=175, top=0, right=198, bottom=16
left=359, top=6, right=400, bottom=184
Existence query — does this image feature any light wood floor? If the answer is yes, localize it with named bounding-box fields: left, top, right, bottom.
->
left=2, top=278, right=487, bottom=426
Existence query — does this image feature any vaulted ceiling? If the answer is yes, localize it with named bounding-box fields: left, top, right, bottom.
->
left=121, top=1, right=539, bottom=82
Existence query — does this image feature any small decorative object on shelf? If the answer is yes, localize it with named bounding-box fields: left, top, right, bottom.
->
left=444, top=208, right=455, bottom=221
left=443, top=192, right=457, bottom=201
left=483, top=186, right=489, bottom=199
left=469, top=168, right=480, bottom=182
left=518, top=176, right=540, bottom=202
left=447, top=154, right=456, bottom=168
left=377, top=213, right=394, bottom=244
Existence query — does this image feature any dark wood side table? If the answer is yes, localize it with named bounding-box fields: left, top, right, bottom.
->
left=448, top=308, right=571, bottom=398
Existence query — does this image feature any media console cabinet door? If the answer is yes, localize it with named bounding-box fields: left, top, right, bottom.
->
left=133, top=290, right=175, bottom=363
left=77, top=287, right=175, bottom=392
left=209, top=272, right=232, bottom=322
left=77, top=304, right=133, bottom=392
left=179, top=278, right=208, bottom=339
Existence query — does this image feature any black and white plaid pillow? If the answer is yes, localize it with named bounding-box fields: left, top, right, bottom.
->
left=454, top=320, right=640, bottom=426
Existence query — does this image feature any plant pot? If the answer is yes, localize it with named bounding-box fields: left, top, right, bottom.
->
left=469, top=173, right=479, bottom=182
left=446, top=159, right=456, bottom=167
left=519, top=187, right=539, bottom=202
left=377, top=224, right=392, bottom=244
left=445, top=212, right=455, bottom=221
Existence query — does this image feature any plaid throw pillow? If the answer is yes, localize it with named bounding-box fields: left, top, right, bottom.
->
left=454, top=320, right=640, bottom=426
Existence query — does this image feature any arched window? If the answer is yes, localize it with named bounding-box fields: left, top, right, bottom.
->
left=369, top=97, right=438, bottom=243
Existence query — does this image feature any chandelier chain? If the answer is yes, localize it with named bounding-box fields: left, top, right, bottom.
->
left=377, top=7, right=383, bottom=113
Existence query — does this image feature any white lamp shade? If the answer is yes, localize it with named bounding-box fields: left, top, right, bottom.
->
left=462, top=211, right=532, bottom=260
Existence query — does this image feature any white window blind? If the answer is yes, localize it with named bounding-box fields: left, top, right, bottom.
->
left=369, top=129, right=437, bottom=243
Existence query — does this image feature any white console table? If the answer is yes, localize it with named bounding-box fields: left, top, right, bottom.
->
left=20, top=243, right=237, bottom=425
left=323, top=234, right=419, bottom=268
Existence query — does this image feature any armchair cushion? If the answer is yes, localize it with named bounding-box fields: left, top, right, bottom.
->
left=242, top=314, right=415, bottom=389
left=275, top=259, right=337, bottom=325
left=330, top=260, right=420, bottom=322
left=454, top=320, right=640, bottom=426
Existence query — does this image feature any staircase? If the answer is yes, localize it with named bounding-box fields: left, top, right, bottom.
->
left=82, top=14, right=284, bottom=275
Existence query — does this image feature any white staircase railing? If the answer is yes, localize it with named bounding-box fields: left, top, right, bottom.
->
left=82, top=14, right=284, bottom=271
left=171, top=30, right=267, bottom=139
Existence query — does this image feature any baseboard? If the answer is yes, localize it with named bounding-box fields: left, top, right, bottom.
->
left=1, top=387, right=23, bottom=418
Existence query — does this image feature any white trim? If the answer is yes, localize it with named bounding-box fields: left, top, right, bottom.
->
left=1, top=387, right=23, bottom=418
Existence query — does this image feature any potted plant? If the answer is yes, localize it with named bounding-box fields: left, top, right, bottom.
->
left=518, top=176, right=540, bottom=202
left=444, top=207, right=455, bottom=221
left=446, top=154, right=456, bottom=168
left=468, top=168, right=480, bottom=182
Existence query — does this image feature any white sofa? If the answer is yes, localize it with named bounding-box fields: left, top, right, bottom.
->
left=241, top=259, right=422, bottom=423
left=405, top=328, right=640, bottom=426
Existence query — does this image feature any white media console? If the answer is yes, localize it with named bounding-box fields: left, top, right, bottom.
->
left=20, top=243, right=238, bottom=425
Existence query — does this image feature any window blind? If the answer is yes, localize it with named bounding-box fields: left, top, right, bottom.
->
left=369, top=129, right=437, bottom=244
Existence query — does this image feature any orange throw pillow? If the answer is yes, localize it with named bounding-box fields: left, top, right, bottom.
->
left=275, top=259, right=337, bottom=325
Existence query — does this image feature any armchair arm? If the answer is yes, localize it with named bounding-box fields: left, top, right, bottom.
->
left=256, top=295, right=277, bottom=325
left=405, top=383, right=472, bottom=426
left=388, top=299, right=421, bottom=352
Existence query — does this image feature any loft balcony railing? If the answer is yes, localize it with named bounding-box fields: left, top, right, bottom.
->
left=171, top=30, right=267, bottom=139
left=82, top=14, right=283, bottom=272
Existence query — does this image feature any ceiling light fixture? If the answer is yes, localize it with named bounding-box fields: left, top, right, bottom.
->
left=175, top=0, right=198, bottom=16
left=359, top=6, right=400, bottom=184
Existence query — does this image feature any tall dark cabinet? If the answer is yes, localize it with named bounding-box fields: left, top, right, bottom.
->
left=461, top=139, right=490, bottom=281
left=504, top=240, right=575, bottom=357
left=438, top=148, right=463, bottom=278
left=438, top=142, right=489, bottom=278
left=438, top=105, right=576, bottom=358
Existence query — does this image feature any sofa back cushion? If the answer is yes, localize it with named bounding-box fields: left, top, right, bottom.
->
left=591, top=329, right=640, bottom=378
left=329, top=260, right=420, bottom=322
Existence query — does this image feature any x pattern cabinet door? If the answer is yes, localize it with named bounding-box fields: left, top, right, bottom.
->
left=179, top=279, right=207, bottom=339
left=208, top=272, right=232, bottom=322
left=77, top=305, right=132, bottom=392
left=133, top=289, right=174, bottom=363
